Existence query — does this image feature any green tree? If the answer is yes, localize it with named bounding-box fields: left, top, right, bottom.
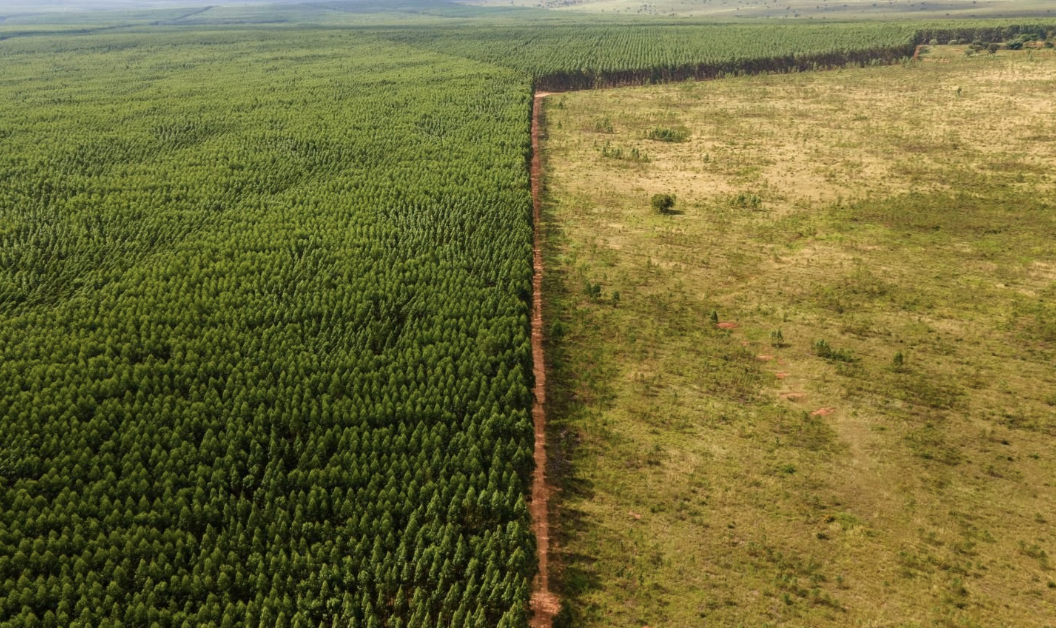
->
left=651, top=193, right=677, bottom=214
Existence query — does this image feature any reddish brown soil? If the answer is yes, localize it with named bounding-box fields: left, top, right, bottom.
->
left=717, top=322, right=739, bottom=329
left=529, top=91, right=559, bottom=628
left=780, top=392, right=808, bottom=401
left=757, top=354, right=774, bottom=362
left=775, top=372, right=790, bottom=379
left=811, top=407, right=836, bottom=417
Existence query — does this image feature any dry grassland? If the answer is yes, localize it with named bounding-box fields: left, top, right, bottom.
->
left=541, top=45, right=1056, bottom=628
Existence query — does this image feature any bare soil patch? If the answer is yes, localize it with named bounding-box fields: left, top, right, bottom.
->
left=529, top=92, right=558, bottom=628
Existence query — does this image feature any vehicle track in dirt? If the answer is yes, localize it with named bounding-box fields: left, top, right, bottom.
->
left=529, top=90, right=558, bottom=628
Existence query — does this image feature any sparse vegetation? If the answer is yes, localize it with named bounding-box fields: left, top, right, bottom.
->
left=813, top=338, right=855, bottom=362
left=543, top=45, right=1056, bottom=628
left=601, top=141, right=649, bottom=162
left=893, top=350, right=905, bottom=370
left=592, top=116, right=615, bottom=133
left=646, top=125, right=690, bottom=142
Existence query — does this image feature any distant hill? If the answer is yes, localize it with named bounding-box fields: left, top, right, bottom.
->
left=0, top=0, right=317, bottom=14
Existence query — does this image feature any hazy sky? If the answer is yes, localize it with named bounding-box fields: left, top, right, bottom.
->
left=0, top=0, right=309, bottom=12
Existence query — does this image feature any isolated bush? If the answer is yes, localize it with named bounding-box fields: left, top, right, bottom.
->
left=988, top=43, right=1000, bottom=54
left=1007, top=41, right=1024, bottom=50
left=729, top=192, right=762, bottom=209
left=584, top=281, right=603, bottom=300
left=646, top=126, right=690, bottom=142
left=550, top=320, right=569, bottom=339
left=651, top=193, right=676, bottom=213
left=601, top=141, right=648, bottom=162
left=593, top=116, right=614, bottom=133
left=929, top=38, right=939, bottom=46
left=813, top=339, right=855, bottom=362
left=1046, top=41, right=1055, bottom=49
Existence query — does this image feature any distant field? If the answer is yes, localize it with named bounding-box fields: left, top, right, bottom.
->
left=470, top=0, right=1056, bottom=20
left=541, top=45, right=1056, bottom=627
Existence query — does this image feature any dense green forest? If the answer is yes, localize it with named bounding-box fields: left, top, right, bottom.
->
left=0, top=4, right=1052, bottom=627
left=0, top=29, right=537, bottom=628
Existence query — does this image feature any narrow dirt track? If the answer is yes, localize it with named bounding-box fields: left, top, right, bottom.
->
left=529, top=90, right=559, bottom=628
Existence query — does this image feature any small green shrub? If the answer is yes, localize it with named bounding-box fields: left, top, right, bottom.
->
left=646, top=125, right=690, bottom=142
left=770, top=329, right=785, bottom=347
left=592, top=116, right=614, bottom=133
left=651, top=193, right=676, bottom=214
left=584, top=281, right=602, bottom=301
left=813, top=339, right=854, bottom=362
left=601, top=141, right=649, bottom=162
left=729, top=192, right=762, bottom=209
left=550, top=320, right=568, bottom=339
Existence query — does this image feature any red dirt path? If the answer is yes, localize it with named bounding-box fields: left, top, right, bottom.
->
left=529, top=91, right=559, bottom=628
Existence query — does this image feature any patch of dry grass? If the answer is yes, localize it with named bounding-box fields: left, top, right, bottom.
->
left=542, top=46, right=1056, bottom=628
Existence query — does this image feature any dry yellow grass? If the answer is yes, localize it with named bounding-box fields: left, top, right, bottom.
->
left=542, top=46, right=1056, bottom=628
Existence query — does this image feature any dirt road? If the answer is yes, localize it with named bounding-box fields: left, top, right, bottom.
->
left=529, top=90, right=558, bottom=628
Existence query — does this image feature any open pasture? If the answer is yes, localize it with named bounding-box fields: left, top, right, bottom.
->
left=541, top=45, right=1056, bottom=627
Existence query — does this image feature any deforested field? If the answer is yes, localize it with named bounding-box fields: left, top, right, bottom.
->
left=0, top=3, right=1053, bottom=627
left=540, top=44, right=1056, bottom=627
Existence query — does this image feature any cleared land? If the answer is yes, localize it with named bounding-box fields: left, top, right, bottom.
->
left=541, top=45, right=1056, bottom=627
